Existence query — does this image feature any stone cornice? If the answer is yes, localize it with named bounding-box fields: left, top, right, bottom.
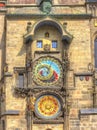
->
left=75, top=72, right=93, bottom=76
left=80, top=108, right=97, bottom=115
left=6, top=4, right=85, bottom=7
left=6, top=4, right=37, bottom=7
left=0, top=8, right=7, bottom=12
left=33, top=119, right=64, bottom=124
left=4, top=72, right=13, bottom=77
left=6, top=13, right=92, bottom=19
left=86, top=0, right=97, bottom=4
left=1, top=110, right=20, bottom=117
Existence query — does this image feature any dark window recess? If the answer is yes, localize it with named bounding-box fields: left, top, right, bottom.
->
left=52, top=41, right=57, bottom=48
left=37, top=40, right=43, bottom=48
left=94, top=38, right=97, bottom=68
left=2, top=120, right=5, bottom=130
left=18, top=74, right=24, bottom=88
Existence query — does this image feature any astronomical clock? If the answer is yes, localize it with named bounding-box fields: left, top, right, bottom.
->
left=23, top=11, right=72, bottom=124
left=32, top=56, right=64, bottom=120
left=12, top=0, right=73, bottom=129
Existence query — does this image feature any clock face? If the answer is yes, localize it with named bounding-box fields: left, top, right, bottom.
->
left=35, top=94, right=61, bottom=119
left=33, top=57, right=62, bottom=86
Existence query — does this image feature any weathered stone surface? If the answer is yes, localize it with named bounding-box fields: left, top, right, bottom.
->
left=70, top=127, right=80, bottom=130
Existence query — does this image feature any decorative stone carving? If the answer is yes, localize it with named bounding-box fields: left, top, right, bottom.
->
left=63, top=51, right=70, bottom=72
left=23, top=22, right=33, bottom=44
left=44, top=44, right=50, bottom=51
left=40, top=0, right=52, bottom=14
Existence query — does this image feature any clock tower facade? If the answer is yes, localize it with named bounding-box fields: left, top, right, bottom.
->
left=0, top=0, right=97, bottom=130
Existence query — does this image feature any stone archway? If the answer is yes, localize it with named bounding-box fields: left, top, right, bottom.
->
left=24, top=18, right=73, bottom=44
left=32, top=18, right=64, bottom=35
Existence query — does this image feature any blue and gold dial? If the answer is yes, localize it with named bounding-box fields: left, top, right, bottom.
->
left=33, top=57, right=62, bottom=86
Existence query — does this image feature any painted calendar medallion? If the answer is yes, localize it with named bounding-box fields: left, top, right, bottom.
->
left=35, top=94, right=61, bottom=119
left=33, top=57, right=62, bottom=86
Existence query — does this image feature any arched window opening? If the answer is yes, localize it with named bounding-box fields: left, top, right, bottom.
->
left=94, top=38, right=97, bottom=68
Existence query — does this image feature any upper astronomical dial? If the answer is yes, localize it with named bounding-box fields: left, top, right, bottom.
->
left=33, top=57, right=62, bottom=86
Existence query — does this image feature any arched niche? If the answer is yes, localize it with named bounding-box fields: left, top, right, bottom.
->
left=23, top=18, right=73, bottom=61
left=24, top=18, right=73, bottom=44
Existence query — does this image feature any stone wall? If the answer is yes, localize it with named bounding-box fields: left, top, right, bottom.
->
left=3, top=17, right=93, bottom=130
left=67, top=19, right=91, bottom=72
left=6, top=20, right=27, bottom=72
left=6, top=116, right=27, bottom=130
left=6, top=18, right=91, bottom=72
left=69, top=114, right=97, bottom=130
left=80, top=115, right=97, bottom=130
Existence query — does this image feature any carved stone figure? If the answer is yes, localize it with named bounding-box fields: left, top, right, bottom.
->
left=40, top=0, right=52, bottom=14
